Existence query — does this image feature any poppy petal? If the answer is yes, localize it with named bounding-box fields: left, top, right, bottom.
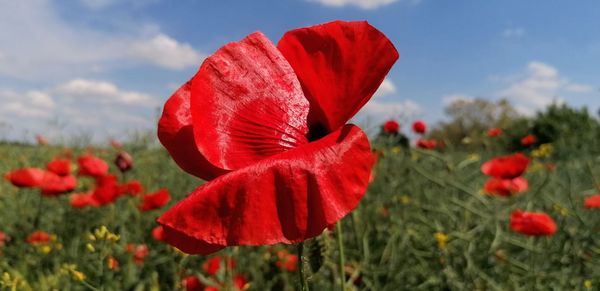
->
left=158, top=82, right=229, bottom=181
left=278, top=20, right=399, bottom=133
left=190, top=32, right=310, bottom=170
left=158, top=124, right=373, bottom=254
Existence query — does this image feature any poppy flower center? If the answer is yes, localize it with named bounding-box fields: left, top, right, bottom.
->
left=307, top=123, right=329, bottom=142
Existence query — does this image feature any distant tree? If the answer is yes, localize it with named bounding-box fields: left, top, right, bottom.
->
left=429, top=98, right=520, bottom=148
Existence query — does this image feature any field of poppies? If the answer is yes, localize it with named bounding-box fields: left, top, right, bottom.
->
left=1, top=127, right=600, bottom=290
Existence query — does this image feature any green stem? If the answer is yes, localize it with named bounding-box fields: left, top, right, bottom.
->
left=33, top=194, right=43, bottom=229
left=297, top=242, right=309, bottom=291
left=336, top=222, right=346, bottom=291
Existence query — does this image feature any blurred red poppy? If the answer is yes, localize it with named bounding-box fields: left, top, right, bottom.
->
left=40, top=174, right=77, bottom=196
left=183, top=276, right=204, bottom=291
left=117, top=180, right=144, bottom=196
left=26, top=231, right=52, bottom=245
left=5, top=168, right=47, bottom=188
left=203, top=256, right=235, bottom=276
left=107, top=256, right=119, bottom=270
left=157, top=21, right=396, bottom=254
left=521, top=134, right=537, bottom=146
left=510, top=210, right=556, bottom=236
left=46, top=159, right=71, bottom=176
left=36, top=134, right=48, bottom=145
left=487, top=128, right=503, bottom=137
left=91, top=175, right=120, bottom=206
left=139, top=189, right=171, bottom=211
left=584, top=195, right=600, bottom=209
left=416, top=139, right=437, bottom=149
left=0, top=231, right=7, bottom=247
left=275, top=249, right=298, bottom=272
left=412, top=120, right=426, bottom=134
left=125, top=244, right=149, bottom=265
left=78, top=155, right=109, bottom=178
left=152, top=226, right=166, bottom=241
left=115, top=151, right=133, bottom=173
left=70, top=192, right=99, bottom=208
left=383, top=120, right=400, bottom=134
left=483, top=177, right=528, bottom=197
left=481, top=153, right=529, bottom=179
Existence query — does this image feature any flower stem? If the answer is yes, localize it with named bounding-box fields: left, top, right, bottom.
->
left=336, top=222, right=346, bottom=291
left=297, top=242, right=309, bottom=291
left=33, top=194, right=43, bottom=229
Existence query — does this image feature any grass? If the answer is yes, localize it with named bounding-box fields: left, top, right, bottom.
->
left=1, top=141, right=600, bottom=290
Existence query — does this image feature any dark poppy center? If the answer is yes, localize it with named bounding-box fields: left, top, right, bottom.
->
left=307, top=123, right=328, bottom=142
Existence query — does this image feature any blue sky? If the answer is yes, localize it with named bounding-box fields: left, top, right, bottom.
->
left=1, top=0, right=599, bottom=142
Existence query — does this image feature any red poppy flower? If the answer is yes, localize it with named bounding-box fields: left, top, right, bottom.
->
left=483, top=177, right=528, bottom=197
left=275, top=249, right=298, bottom=272
left=157, top=21, right=396, bottom=254
left=117, top=180, right=144, bottom=196
left=481, top=153, right=529, bottom=179
left=584, top=195, right=600, bottom=209
left=26, top=231, right=52, bottom=245
left=382, top=120, right=400, bottom=134
left=4, top=168, right=47, bottom=188
left=203, top=256, right=235, bottom=276
left=47, top=159, right=71, bottom=176
left=0, top=231, right=7, bottom=247
left=70, top=192, right=100, bottom=208
left=91, top=175, right=120, bottom=206
left=114, top=151, right=133, bottom=173
left=126, top=244, right=149, bottom=265
left=152, top=226, right=166, bottom=241
left=487, top=128, right=503, bottom=137
left=77, top=155, right=109, bottom=178
left=233, top=275, right=248, bottom=290
left=412, top=120, right=426, bottom=134
left=183, top=276, right=204, bottom=291
left=107, top=256, right=119, bottom=270
left=40, top=174, right=77, bottom=196
left=510, top=210, right=556, bottom=236
left=416, top=139, right=437, bottom=149
left=521, top=134, right=537, bottom=146
left=139, top=189, right=171, bottom=211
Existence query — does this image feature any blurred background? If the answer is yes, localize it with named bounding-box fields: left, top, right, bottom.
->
left=1, top=0, right=599, bottom=143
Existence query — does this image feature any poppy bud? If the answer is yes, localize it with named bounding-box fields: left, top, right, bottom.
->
left=115, top=151, right=133, bottom=173
left=382, top=120, right=400, bottom=134
left=412, top=120, right=427, bottom=134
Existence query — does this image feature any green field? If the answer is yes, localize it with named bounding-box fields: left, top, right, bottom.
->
left=1, top=141, right=600, bottom=290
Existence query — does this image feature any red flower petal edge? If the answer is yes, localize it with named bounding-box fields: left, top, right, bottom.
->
left=158, top=81, right=229, bottom=181
left=278, top=20, right=399, bottom=133
left=158, top=124, right=374, bottom=254
left=510, top=209, right=557, bottom=236
left=190, top=32, right=310, bottom=170
left=481, top=153, right=530, bottom=179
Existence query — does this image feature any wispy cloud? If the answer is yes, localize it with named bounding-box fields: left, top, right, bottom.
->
left=496, top=61, right=594, bottom=114
left=374, top=78, right=397, bottom=97
left=307, top=0, right=419, bottom=10
left=503, top=27, right=526, bottom=38
left=0, top=0, right=203, bottom=80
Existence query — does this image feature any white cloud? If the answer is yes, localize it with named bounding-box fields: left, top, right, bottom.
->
left=56, top=79, right=158, bottom=107
left=307, top=0, right=419, bottom=9
left=442, top=94, right=473, bottom=105
left=374, top=78, right=397, bottom=97
left=503, top=27, right=526, bottom=38
left=0, top=0, right=203, bottom=80
left=496, top=61, right=594, bottom=114
left=0, top=80, right=157, bottom=141
left=129, top=34, right=204, bottom=70
left=359, top=99, right=423, bottom=118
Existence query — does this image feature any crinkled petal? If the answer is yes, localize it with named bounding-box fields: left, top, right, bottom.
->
left=158, top=124, right=373, bottom=254
left=158, top=82, right=229, bottom=181
left=190, top=32, right=310, bottom=170
left=278, top=20, right=399, bottom=133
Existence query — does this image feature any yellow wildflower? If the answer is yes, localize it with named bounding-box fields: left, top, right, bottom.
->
left=584, top=280, right=592, bottom=290
left=434, top=232, right=449, bottom=250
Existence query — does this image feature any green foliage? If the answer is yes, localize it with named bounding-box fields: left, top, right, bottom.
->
left=1, top=131, right=600, bottom=289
